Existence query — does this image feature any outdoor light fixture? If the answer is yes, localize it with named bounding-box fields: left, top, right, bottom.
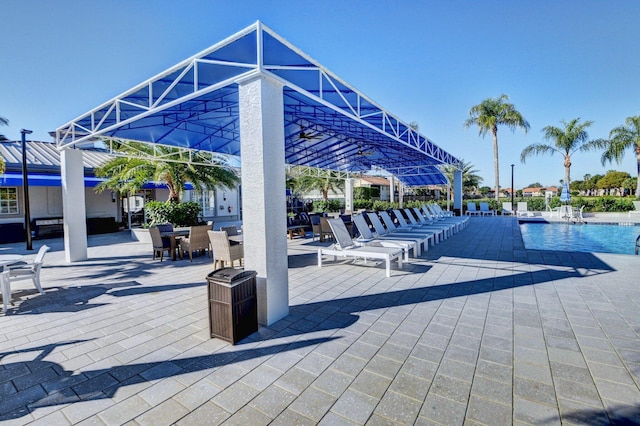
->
left=511, top=164, right=515, bottom=211
left=21, top=129, right=33, bottom=250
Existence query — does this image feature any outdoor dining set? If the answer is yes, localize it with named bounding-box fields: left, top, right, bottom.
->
left=150, top=223, right=244, bottom=268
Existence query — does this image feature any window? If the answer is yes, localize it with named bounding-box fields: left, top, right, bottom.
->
left=192, top=189, right=215, bottom=216
left=0, top=187, right=19, bottom=214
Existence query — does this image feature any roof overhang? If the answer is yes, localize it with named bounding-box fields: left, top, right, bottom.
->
left=55, top=21, right=461, bottom=187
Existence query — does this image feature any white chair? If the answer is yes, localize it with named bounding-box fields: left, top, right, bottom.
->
left=367, top=212, right=432, bottom=251
left=517, top=202, right=533, bottom=217
left=318, top=218, right=403, bottom=277
left=502, top=202, right=514, bottom=215
left=378, top=210, right=442, bottom=244
left=3, top=245, right=50, bottom=311
left=629, top=201, right=640, bottom=218
left=352, top=213, right=418, bottom=259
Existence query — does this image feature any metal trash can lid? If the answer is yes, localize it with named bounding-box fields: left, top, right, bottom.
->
left=207, top=268, right=256, bottom=284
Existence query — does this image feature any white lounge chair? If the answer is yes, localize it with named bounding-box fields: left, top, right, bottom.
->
left=3, top=245, right=50, bottom=311
left=466, top=202, right=481, bottom=216
left=318, top=218, right=403, bottom=277
left=629, top=201, right=640, bottom=218
left=479, top=202, right=495, bottom=216
left=391, top=209, right=450, bottom=240
left=378, top=210, right=442, bottom=243
left=502, top=202, right=514, bottom=216
left=420, top=206, right=467, bottom=231
left=367, top=212, right=433, bottom=250
left=352, top=214, right=418, bottom=259
left=401, top=208, right=456, bottom=237
left=517, top=202, right=533, bottom=217
left=429, top=204, right=454, bottom=217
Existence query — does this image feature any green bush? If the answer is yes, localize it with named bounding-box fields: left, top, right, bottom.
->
left=354, top=198, right=373, bottom=210
left=145, top=201, right=202, bottom=227
left=312, top=199, right=343, bottom=213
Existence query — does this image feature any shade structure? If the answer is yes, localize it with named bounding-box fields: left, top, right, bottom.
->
left=53, top=21, right=465, bottom=326
left=55, top=21, right=461, bottom=186
left=560, top=182, right=571, bottom=203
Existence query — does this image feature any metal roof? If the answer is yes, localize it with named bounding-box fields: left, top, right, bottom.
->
left=0, top=140, right=110, bottom=173
left=56, top=21, right=461, bottom=186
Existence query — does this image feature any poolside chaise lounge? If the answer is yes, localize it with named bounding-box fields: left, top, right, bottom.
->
left=466, top=202, right=481, bottom=216
left=517, top=202, right=534, bottom=217
left=318, top=218, right=403, bottom=277
left=479, top=202, right=495, bottom=216
left=629, top=201, right=640, bottom=217
left=379, top=210, right=443, bottom=243
left=401, top=208, right=456, bottom=237
left=421, top=205, right=468, bottom=231
left=502, top=202, right=514, bottom=215
left=391, top=210, right=450, bottom=240
left=352, top=214, right=418, bottom=259
left=366, top=212, right=433, bottom=250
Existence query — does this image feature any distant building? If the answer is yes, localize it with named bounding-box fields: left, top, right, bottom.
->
left=522, top=186, right=558, bottom=197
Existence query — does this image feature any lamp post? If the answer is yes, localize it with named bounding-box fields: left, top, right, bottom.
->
left=511, top=164, right=515, bottom=212
left=21, top=129, right=33, bottom=250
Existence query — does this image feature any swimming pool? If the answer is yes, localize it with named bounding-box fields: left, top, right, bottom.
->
left=520, top=222, right=640, bottom=255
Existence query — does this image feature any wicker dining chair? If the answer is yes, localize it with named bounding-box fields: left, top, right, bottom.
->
left=179, top=225, right=211, bottom=262
left=208, top=230, right=243, bottom=269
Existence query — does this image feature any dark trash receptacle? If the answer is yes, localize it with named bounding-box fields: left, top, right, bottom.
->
left=207, top=268, right=258, bottom=344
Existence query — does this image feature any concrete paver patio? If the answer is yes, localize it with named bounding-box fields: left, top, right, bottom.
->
left=1, top=216, right=639, bottom=425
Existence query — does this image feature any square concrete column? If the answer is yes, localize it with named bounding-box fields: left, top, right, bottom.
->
left=453, top=169, right=463, bottom=212
left=239, top=74, right=289, bottom=326
left=344, top=178, right=354, bottom=213
left=61, top=148, right=88, bottom=262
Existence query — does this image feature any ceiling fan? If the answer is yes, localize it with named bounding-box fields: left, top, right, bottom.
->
left=298, top=125, right=322, bottom=141
left=357, top=146, right=374, bottom=156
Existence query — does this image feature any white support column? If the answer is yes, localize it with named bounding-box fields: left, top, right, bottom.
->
left=453, top=169, right=463, bottom=213
left=239, top=74, right=288, bottom=326
left=61, top=148, right=88, bottom=262
left=344, top=178, right=354, bottom=213
left=398, top=182, right=404, bottom=208
left=389, top=176, right=395, bottom=203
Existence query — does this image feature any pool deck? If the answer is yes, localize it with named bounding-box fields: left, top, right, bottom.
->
left=1, top=216, right=639, bottom=425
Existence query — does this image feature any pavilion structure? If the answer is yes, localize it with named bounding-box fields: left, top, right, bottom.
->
left=56, top=21, right=463, bottom=325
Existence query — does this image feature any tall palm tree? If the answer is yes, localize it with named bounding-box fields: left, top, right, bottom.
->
left=0, top=115, right=8, bottom=174
left=520, top=118, right=603, bottom=189
left=464, top=94, right=530, bottom=201
left=95, top=141, right=239, bottom=203
left=601, top=116, right=640, bottom=197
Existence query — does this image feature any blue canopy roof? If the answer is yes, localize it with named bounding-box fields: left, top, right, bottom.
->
left=56, top=21, right=460, bottom=187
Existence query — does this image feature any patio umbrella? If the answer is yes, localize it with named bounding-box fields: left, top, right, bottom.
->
left=560, top=182, right=571, bottom=203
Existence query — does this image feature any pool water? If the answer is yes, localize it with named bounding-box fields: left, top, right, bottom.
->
left=520, top=222, right=640, bottom=255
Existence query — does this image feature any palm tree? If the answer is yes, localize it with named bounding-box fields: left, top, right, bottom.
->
left=464, top=94, right=530, bottom=201
left=601, top=116, right=640, bottom=197
left=95, top=141, right=239, bottom=203
left=0, top=115, right=8, bottom=174
left=440, top=159, right=483, bottom=195
left=520, top=118, right=603, bottom=190
left=294, top=174, right=344, bottom=200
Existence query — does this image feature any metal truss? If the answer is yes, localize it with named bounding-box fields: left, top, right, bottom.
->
left=103, top=139, right=239, bottom=171
left=55, top=20, right=460, bottom=185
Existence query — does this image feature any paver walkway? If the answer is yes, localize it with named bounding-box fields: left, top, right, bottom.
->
left=1, top=216, right=639, bottom=425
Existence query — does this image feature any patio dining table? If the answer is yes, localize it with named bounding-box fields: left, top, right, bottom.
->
left=160, top=229, right=190, bottom=261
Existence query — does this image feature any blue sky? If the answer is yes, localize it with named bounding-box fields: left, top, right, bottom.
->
left=2, top=0, right=639, bottom=189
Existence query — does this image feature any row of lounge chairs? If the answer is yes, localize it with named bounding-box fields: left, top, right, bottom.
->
left=318, top=204, right=469, bottom=277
